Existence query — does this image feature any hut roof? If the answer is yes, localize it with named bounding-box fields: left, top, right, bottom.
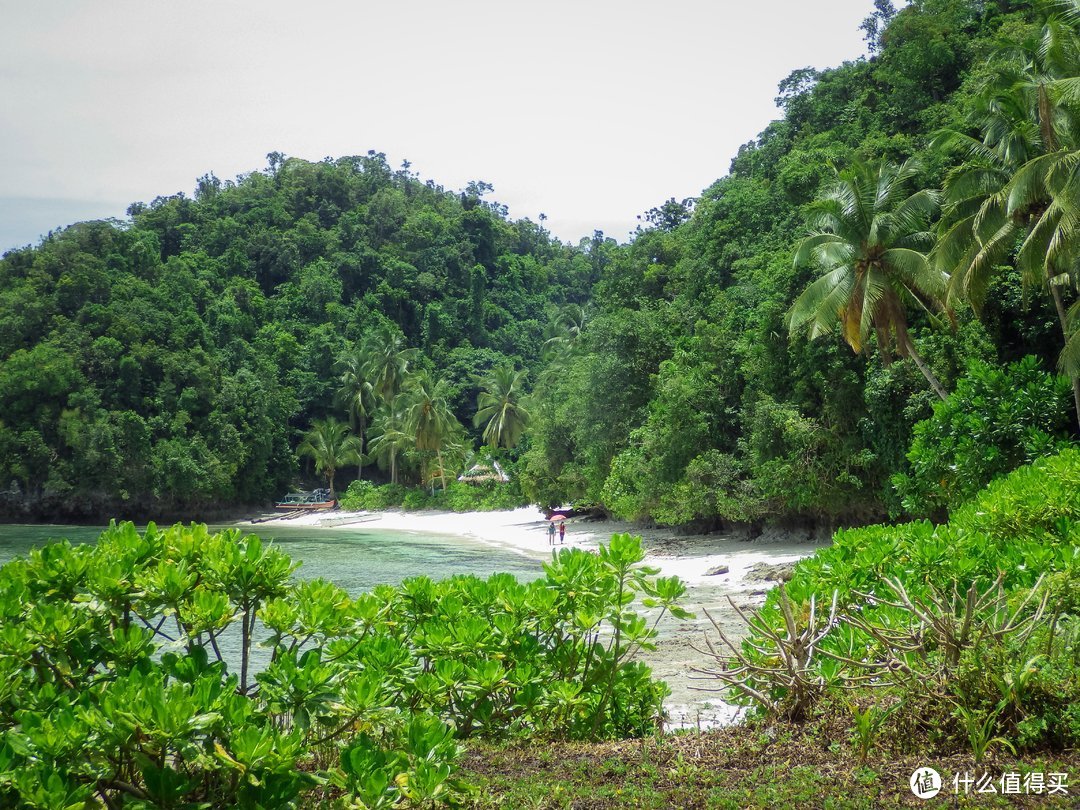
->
left=457, top=460, right=509, bottom=483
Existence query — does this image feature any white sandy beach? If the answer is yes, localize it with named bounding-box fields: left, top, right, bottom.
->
left=240, top=506, right=831, bottom=729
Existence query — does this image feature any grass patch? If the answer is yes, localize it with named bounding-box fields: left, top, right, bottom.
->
left=460, top=716, right=1080, bottom=809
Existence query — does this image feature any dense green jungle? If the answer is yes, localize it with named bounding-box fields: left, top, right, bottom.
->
left=4, top=2, right=1080, bottom=807
left=3, top=0, right=1080, bottom=528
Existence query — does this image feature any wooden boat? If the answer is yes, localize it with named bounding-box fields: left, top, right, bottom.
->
left=275, top=489, right=336, bottom=510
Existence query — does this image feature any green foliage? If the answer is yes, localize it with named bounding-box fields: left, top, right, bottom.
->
left=339, top=479, right=397, bottom=511
left=0, top=154, right=588, bottom=519
left=521, top=0, right=1078, bottom=525
left=339, top=478, right=528, bottom=513
left=296, top=416, right=363, bottom=496
left=954, top=703, right=1017, bottom=764
left=704, top=450, right=1080, bottom=754
left=0, top=524, right=686, bottom=807
left=474, top=364, right=531, bottom=450
left=895, top=356, right=1076, bottom=514
left=849, top=701, right=896, bottom=765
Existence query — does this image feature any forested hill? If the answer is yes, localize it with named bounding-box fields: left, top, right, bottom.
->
left=3, top=0, right=1079, bottom=525
left=517, top=0, right=1078, bottom=526
left=0, top=153, right=596, bottom=518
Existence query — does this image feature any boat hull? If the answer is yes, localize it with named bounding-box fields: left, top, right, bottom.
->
left=275, top=500, right=336, bottom=510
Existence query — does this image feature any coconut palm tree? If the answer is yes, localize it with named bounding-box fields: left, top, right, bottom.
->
left=538, top=305, right=587, bottom=391
left=787, top=158, right=949, bottom=400
left=474, top=364, right=531, bottom=449
left=934, top=13, right=1080, bottom=426
left=334, top=349, right=374, bottom=477
left=296, top=417, right=362, bottom=497
left=401, top=370, right=461, bottom=490
left=366, top=408, right=411, bottom=485
left=932, top=90, right=1044, bottom=311
left=360, top=323, right=419, bottom=409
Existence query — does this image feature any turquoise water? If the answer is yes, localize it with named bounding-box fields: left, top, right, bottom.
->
left=0, top=522, right=544, bottom=675
left=0, top=522, right=543, bottom=589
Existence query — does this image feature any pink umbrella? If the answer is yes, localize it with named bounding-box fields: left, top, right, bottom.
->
left=548, top=514, right=567, bottom=521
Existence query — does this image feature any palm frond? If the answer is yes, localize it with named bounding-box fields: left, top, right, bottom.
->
left=888, top=189, right=940, bottom=241
left=1006, top=153, right=1054, bottom=215
left=803, top=197, right=845, bottom=232
left=932, top=129, right=1001, bottom=165
left=1017, top=198, right=1063, bottom=286
left=1059, top=297, right=1080, bottom=375
left=793, top=232, right=845, bottom=267
left=941, top=165, right=1009, bottom=210
left=786, top=267, right=851, bottom=338
left=966, top=216, right=1019, bottom=302
left=882, top=248, right=945, bottom=300
left=814, top=239, right=857, bottom=269
left=934, top=212, right=979, bottom=282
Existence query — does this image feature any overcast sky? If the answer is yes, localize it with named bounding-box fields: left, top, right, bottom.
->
left=0, top=1, right=877, bottom=252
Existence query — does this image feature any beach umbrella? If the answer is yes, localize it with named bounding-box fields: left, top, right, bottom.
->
left=548, top=514, right=567, bottom=521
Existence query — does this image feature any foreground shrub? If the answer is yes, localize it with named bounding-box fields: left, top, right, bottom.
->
left=0, top=525, right=683, bottom=807
left=893, top=356, right=1075, bottom=517
left=699, top=450, right=1080, bottom=753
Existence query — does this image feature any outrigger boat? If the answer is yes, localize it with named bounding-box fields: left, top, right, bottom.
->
left=275, top=488, right=336, bottom=510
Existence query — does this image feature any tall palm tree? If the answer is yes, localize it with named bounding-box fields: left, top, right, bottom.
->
left=296, top=417, right=362, bottom=498
left=787, top=158, right=949, bottom=400
left=334, top=349, right=374, bottom=477
left=360, top=323, right=419, bottom=409
left=932, top=90, right=1043, bottom=311
left=934, top=12, right=1080, bottom=426
left=474, top=364, right=532, bottom=449
left=539, top=305, right=587, bottom=391
left=401, top=370, right=461, bottom=490
left=366, top=408, right=411, bottom=485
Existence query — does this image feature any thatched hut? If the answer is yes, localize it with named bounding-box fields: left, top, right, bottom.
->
left=457, top=460, right=509, bottom=484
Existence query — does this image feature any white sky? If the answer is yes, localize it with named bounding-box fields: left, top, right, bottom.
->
left=0, top=1, right=875, bottom=251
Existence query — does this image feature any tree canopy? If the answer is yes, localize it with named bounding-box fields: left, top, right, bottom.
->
left=2, top=0, right=1078, bottom=526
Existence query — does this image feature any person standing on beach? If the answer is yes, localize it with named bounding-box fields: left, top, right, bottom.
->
left=558, top=522, right=566, bottom=544
left=547, top=521, right=556, bottom=545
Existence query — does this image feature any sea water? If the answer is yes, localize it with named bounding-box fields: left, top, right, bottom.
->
left=0, top=522, right=544, bottom=675
left=0, top=522, right=542, bottom=586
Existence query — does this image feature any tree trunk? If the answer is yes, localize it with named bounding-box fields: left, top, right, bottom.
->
left=358, top=417, right=366, bottom=478
left=903, top=336, right=948, bottom=401
left=1047, top=275, right=1080, bottom=433
left=437, top=449, right=447, bottom=491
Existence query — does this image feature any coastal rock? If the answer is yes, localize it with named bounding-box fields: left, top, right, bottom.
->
left=704, top=564, right=729, bottom=576
left=743, top=562, right=795, bottom=582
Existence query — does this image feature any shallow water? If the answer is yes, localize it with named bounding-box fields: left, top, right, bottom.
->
left=0, top=522, right=543, bottom=587
left=0, top=521, right=545, bottom=679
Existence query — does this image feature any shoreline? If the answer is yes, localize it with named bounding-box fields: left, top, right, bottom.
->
left=236, top=506, right=831, bottom=728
